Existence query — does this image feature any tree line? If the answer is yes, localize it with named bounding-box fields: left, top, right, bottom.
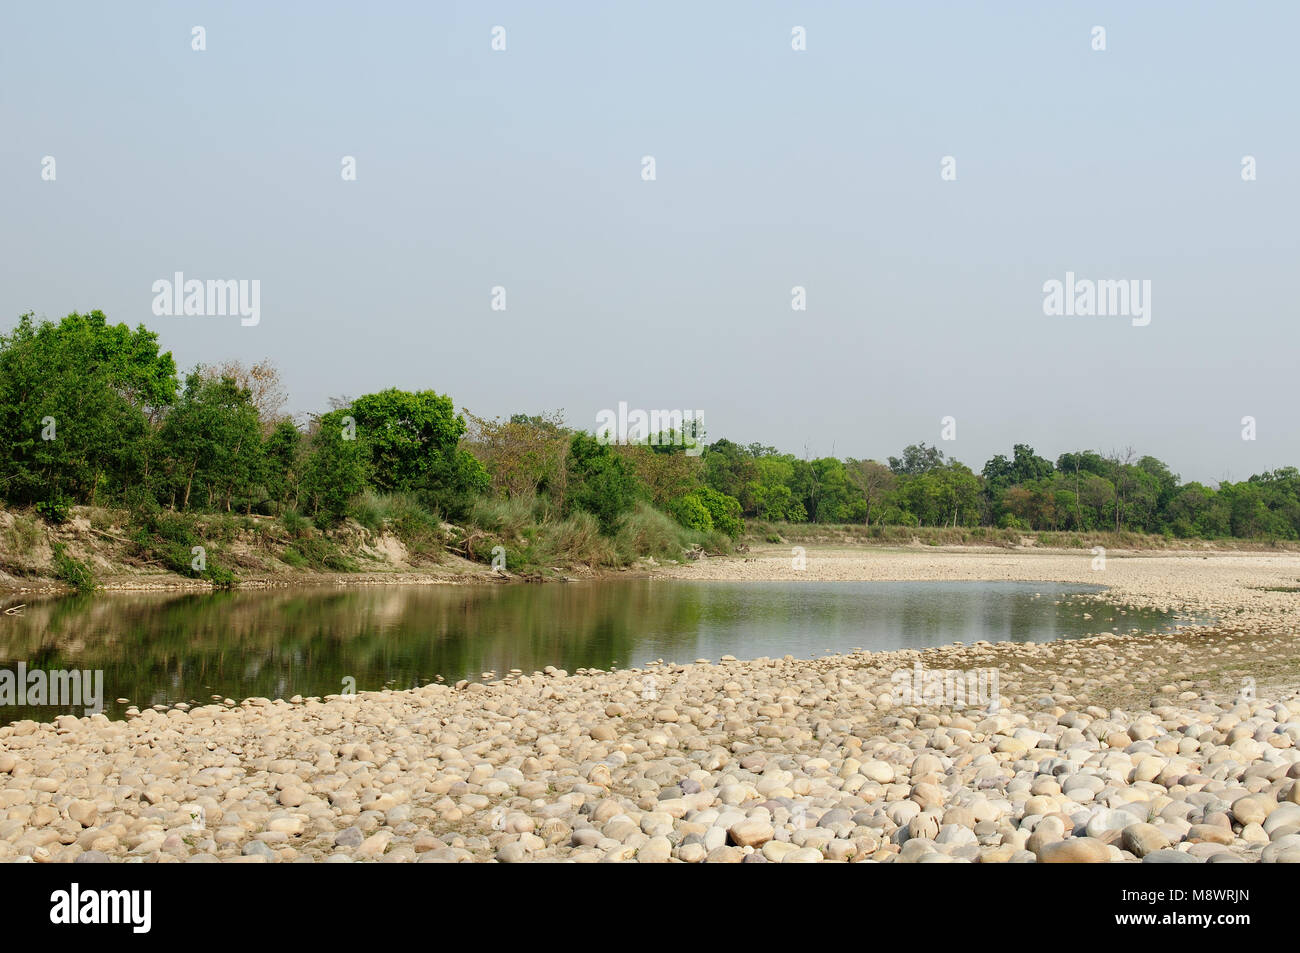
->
left=3, top=311, right=1298, bottom=544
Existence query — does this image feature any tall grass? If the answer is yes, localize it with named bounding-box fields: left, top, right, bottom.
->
left=349, top=491, right=445, bottom=559
left=470, top=494, right=548, bottom=540
left=3, top=513, right=42, bottom=555
left=534, top=512, right=619, bottom=568
left=615, top=502, right=696, bottom=562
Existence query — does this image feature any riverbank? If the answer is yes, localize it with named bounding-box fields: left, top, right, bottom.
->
left=6, top=503, right=1299, bottom=596
left=0, top=505, right=609, bottom=596
left=665, top=545, right=1300, bottom=632
left=2, top=550, right=1299, bottom=863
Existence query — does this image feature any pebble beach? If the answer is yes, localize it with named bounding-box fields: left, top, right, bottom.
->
left=3, top=548, right=1300, bottom=863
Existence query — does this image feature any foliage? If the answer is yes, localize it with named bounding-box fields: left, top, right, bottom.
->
left=565, top=433, right=639, bottom=534
left=300, top=409, right=370, bottom=522
left=35, top=496, right=73, bottom=524
left=9, top=309, right=1300, bottom=558
left=51, top=542, right=96, bottom=593
left=668, top=492, right=713, bottom=533
left=155, top=371, right=263, bottom=512
left=344, top=389, right=488, bottom=518
left=0, top=311, right=176, bottom=507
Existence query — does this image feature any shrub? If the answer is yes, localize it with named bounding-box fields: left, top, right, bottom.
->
left=385, top=495, right=445, bottom=559
left=695, top=487, right=743, bottom=538
left=51, top=542, right=95, bottom=592
left=281, top=534, right=355, bottom=572
left=282, top=509, right=310, bottom=537
left=668, top=488, right=744, bottom=538
left=471, top=494, right=543, bottom=540
left=565, top=433, right=638, bottom=534
left=668, top=493, right=713, bottom=533
left=349, top=490, right=385, bottom=532
left=35, top=496, right=72, bottom=524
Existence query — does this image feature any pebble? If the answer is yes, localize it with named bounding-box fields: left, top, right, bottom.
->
left=0, top=613, right=1296, bottom=864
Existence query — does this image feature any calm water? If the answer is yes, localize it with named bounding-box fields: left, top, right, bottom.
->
left=0, top=580, right=1185, bottom=723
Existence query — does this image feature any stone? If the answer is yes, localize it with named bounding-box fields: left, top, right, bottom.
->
left=1121, top=823, right=1171, bottom=858
left=728, top=820, right=775, bottom=848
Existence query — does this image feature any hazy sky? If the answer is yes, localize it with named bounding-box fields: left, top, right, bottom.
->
left=3, top=2, right=1296, bottom=484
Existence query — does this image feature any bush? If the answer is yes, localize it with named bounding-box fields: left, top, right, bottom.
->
left=385, top=495, right=445, bottom=559
left=125, top=507, right=239, bottom=583
left=668, top=493, right=713, bottom=533
left=51, top=542, right=95, bottom=592
left=695, top=487, right=743, bottom=538
left=349, top=490, right=385, bottom=532
left=347, top=492, right=445, bottom=558
left=282, top=509, right=311, bottom=537
left=668, top=488, right=744, bottom=538
left=566, top=433, right=638, bottom=534
left=280, top=532, right=356, bottom=572
left=35, top=496, right=72, bottom=524
left=471, top=494, right=544, bottom=540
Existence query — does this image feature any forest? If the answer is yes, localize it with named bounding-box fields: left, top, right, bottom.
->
left=4, top=312, right=1299, bottom=577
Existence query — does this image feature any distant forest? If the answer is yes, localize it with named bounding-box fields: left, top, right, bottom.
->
left=4, top=311, right=1298, bottom=543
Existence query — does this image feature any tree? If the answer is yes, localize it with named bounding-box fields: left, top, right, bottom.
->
left=847, top=459, right=895, bottom=528
left=889, top=443, right=946, bottom=476
left=702, top=439, right=759, bottom=503
left=744, top=455, right=807, bottom=522
left=345, top=389, right=489, bottom=518
left=156, top=371, right=263, bottom=511
left=463, top=410, right=569, bottom=503
left=621, top=443, right=701, bottom=506
left=201, top=359, right=289, bottom=434
left=300, top=409, right=369, bottom=521
left=565, top=433, right=639, bottom=533
left=0, top=311, right=177, bottom=507
left=262, top=419, right=303, bottom=515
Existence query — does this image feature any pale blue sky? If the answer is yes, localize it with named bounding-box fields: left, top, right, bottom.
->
left=2, top=1, right=1296, bottom=483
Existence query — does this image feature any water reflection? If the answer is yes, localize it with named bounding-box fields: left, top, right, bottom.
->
left=0, top=580, right=1183, bottom=723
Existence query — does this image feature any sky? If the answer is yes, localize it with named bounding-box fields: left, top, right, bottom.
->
left=2, top=1, right=1296, bottom=485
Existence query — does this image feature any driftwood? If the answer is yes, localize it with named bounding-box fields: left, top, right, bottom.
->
left=88, top=527, right=134, bottom=544
left=452, top=530, right=493, bottom=559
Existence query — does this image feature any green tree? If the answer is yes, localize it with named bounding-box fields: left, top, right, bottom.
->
left=262, top=419, right=303, bottom=515
left=565, top=433, right=639, bottom=533
left=301, top=410, right=370, bottom=521
left=0, top=311, right=176, bottom=507
left=888, top=443, right=946, bottom=476
left=347, top=389, right=489, bottom=518
left=156, top=371, right=264, bottom=511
